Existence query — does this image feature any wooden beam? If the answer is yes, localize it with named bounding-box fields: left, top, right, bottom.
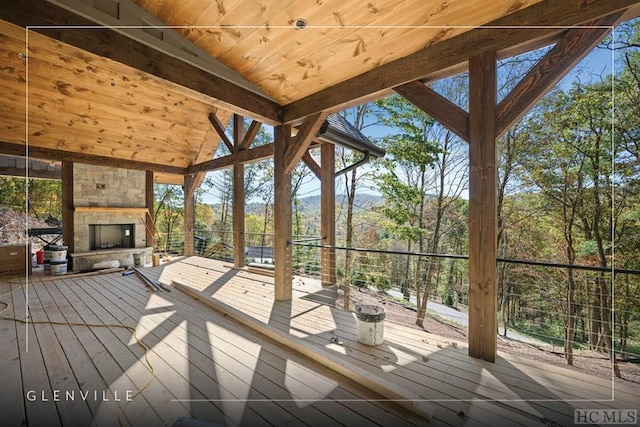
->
left=282, top=0, right=639, bottom=123
left=0, top=0, right=282, bottom=125
left=61, top=161, right=74, bottom=254
left=496, top=13, right=624, bottom=138
left=0, top=166, right=60, bottom=180
left=208, top=113, right=234, bottom=153
left=468, top=51, right=498, bottom=363
left=302, top=151, right=321, bottom=179
left=284, top=112, right=328, bottom=174
left=187, top=143, right=274, bottom=174
left=273, top=124, right=293, bottom=301
left=0, top=142, right=186, bottom=175
left=233, top=114, right=245, bottom=268
left=239, top=120, right=262, bottom=150
left=183, top=172, right=202, bottom=257
left=395, top=81, right=469, bottom=142
left=320, top=143, right=336, bottom=286
left=74, top=207, right=149, bottom=213
left=233, top=163, right=245, bottom=268
left=145, top=170, right=155, bottom=249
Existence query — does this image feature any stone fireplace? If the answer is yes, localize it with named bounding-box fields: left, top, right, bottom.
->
left=70, top=163, right=152, bottom=271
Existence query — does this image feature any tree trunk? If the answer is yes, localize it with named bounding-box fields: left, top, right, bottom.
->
left=343, top=168, right=357, bottom=311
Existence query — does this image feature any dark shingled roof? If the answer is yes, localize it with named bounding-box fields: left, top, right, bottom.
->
left=318, top=113, right=385, bottom=158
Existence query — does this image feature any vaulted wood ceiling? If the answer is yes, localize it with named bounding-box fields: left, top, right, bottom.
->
left=1, top=0, right=639, bottom=184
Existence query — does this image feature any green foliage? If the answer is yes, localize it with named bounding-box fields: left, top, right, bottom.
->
left=372, top=95, right=441, bottom=246
left=0, top=177, right=62, bottom=219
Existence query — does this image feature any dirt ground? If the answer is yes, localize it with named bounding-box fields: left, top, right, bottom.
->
left=337, top=284, right=640, bottom=388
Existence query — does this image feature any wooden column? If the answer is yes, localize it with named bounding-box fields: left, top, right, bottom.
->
left=145, top=171, right=155, bottom=248
left=320, top=143, right=336, bottom=286
left=468, top=51, right=498, bottom=362
left=233, top=114, right=246, bottom=268
left=274, top=124, right=293, bottom=300
left=61, top=161, right=74, bottom=254
left=183, top=173, right=197, bottom=257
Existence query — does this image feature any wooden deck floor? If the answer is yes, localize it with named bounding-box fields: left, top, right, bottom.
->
left=1, top=256, right=638, bottom=427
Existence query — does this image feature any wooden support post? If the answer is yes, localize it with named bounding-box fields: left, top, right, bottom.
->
left=145, top=171, right=155, bottom=248
left=320, top=143, right=336, bottom=286
left=468, top=51, right=498, bottom=362
left=233, top=114, right=246, bottom=268
left=61, top=161, right=74, bottom=254
left=183, top=173, right=200, bottom=257
left=274, top=124, right=293, bottom=301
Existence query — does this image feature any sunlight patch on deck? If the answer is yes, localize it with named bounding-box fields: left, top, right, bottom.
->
left=284, top=359, right=338, bottom=408
left=207, top=321, right=260, bottom=427
left=128, top=310, right=176, bottom=345
left=144, top=293, right=174, bottom=310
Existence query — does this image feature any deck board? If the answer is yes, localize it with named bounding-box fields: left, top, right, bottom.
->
left=109, top=265, right=424, bottom=427
left=0, top=281, right=27, bottom=427
left=155, top=257, right=640, bottom=427
left=10, top=281, right=63, bottom=427
left=2, top=257, right=639, bottom=427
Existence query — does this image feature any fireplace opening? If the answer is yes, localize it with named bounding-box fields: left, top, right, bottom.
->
left=89, top=224, right=134, bottom=250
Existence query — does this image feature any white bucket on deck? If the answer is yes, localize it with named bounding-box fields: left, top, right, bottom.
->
left=50, top=245, right=68, bottom=262
left=133, top=252, right=144, bottom=267
left=355, top=304, right=385, bottom=346
left=51, top=260, right=67, bottom=275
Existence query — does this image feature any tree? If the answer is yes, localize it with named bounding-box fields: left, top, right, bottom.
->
left=373, top=94, right=440, bottom=320
left=413, top=75, right=469, bottom=328
left=338, top=103, right=376, bottom=311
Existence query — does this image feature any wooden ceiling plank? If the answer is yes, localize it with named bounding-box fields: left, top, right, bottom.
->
left=179, top=0, right=298, bottom=59
left=394, top=81, right=469, bottom=142
left=187, top=143, right=275, bottom=174
left=2, top=115, right=200, bottom=165
left=2, top=106, right=204, bottom=161
left=0, top=141, right=186, bottom=174
left=218, top=0, right=525, bottom=103
left=18, top=82, right=208, bottom=142
left=496, top=12, right=624, bottom=138
left=0, top=1, right=282, bottom=125
left=282, top=0, right=640, bottom=123
left=208, top=112, right=234, bottom=152
left=284, top=111, right=328, bottom=174
left=18, top=31, right=226, bottom=119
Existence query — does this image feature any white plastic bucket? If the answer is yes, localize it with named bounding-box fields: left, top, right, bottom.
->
left=133, top=252, right=144, bottom=267
left=50, top=245, right=68, bottom=261
left=355, top=304, right=385, bottom=346
left=51, top=260, right=67, bottom=275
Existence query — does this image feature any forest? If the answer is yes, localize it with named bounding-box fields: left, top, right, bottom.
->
left=1, top=19, right=638, bottom=372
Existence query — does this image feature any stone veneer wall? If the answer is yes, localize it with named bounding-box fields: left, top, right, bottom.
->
left=73, top=164, right=147, bottom=253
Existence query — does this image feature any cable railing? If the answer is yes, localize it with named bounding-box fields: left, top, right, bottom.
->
left=151, top=230, right=640, bottom=362
left=289, top=241, right=640, bottom=364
